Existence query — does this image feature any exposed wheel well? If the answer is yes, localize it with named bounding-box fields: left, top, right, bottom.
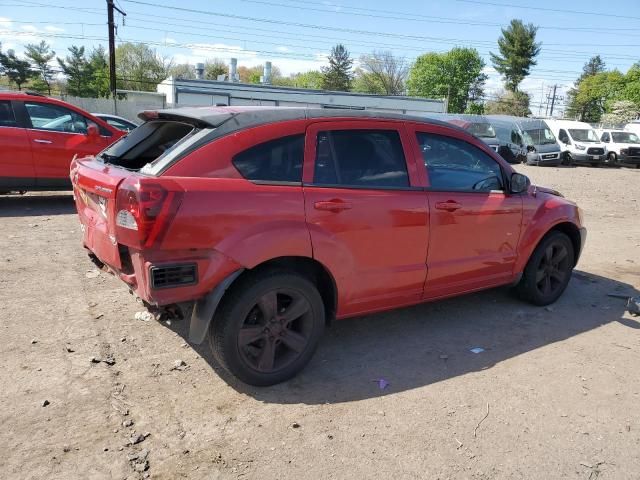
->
left=548, top=222, right=581, bottom=266
left=227, top=256, right=337, bottom=324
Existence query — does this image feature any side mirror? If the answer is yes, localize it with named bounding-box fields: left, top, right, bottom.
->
left=510, top=172, right=530, bottom=194
left=86, top=124, right=99, bottom=138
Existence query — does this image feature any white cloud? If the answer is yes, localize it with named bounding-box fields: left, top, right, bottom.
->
left=276, top=46, right=290, bottom=53
left=21, top=24, right=37, bottom=32
left=44, top=25, right=64, bottom=33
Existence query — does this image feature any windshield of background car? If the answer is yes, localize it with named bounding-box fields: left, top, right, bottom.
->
left=523, top=127, right=557, bottom=145
left=568, top=129, right=598, bottom=142
left=468, top=122, right=497, bottom=138
left=612, top=132, right=640, bottom=143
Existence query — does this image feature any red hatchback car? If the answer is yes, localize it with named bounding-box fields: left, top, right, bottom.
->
left=0, top=92, right=124, bottom=192
left=71, top=107, right=586, bottom=385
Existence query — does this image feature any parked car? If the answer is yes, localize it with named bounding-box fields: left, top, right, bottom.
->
left=487, top=116, right=562, bottom=166
left=545, top=119, right=607, bottom=166
left=0, top=92, right=125, bottom=192
left=92, top=113, right=139, bottom=132
left=71, top=107, right=586, bottom=386
left=596, top=129, right=640, bottom=168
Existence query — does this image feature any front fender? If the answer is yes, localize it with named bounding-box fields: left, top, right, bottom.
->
left=515, top=193, right=582, bottom=273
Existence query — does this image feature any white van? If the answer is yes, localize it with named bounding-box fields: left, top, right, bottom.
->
left=545, top=119, right=607, bottom=166
left=625, top=120, right=640, bottom=137
left=597, top=128, right=640, bottom=168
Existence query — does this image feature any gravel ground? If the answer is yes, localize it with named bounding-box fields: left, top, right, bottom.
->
left=0, top=164, right=639, bottom=480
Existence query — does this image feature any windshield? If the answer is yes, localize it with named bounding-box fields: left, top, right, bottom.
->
left=568, top=129, right=598, bottom=142
left=612, top=132, right=640, bottom=144
left=467, top=122, right=496, bottom=139
left=523, top=127, right=557, bottom=145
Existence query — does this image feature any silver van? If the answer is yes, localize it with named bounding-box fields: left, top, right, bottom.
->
left=426, top=113, right=504, bottom=155
left=487, top=116, right=563, bottom=166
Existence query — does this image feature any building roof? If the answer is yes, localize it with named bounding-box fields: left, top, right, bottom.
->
left=139, top=105, right=458, bottom=132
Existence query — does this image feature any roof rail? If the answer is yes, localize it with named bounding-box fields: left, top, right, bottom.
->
left=24, top=90, right=46, bottom=97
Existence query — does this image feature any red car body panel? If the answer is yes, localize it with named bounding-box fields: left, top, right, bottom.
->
left=0, top=92, right=124, bottom=190
left=71, top=108, right=585, bottom=335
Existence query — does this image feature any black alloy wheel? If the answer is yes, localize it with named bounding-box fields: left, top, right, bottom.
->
left=517, top=231, right=575, bottom=306
left=210, top=271, right=325, bottom=386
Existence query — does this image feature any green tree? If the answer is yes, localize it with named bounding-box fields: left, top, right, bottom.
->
left=88, top=46, right=110, bottom=97
left=115, top=42, right=172, bottom=91
left=572, top=70, right=625, bottom=122
left=490, top=19, right=541, bottom=92
left=24, top=41, right=55, bottom=94
left=565, top=56, right=607, bottom=121
left=407, top=47, right=487, bottom=113
left=485, top=90, right=531, bottom=116
left=354, top=51, right=407, bottom=95
left=169, top=63, right=196, bottom=79
left=321, top=44, right=353, bottom=91
left=57, top=45, right=95, bottom=97
left=289, top=70, right=324, bottom=89
left=205, top=59, right=227, bottom=80
left=0, top=48, right=35, bottom=91
left=621, top=63, right=640, bottom=107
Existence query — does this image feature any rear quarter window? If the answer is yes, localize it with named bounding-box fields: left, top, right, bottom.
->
left=232, top=134, right=304, bottom=183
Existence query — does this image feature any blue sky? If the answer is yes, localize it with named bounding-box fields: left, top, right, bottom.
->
left=1, top=0, right=639, bottom=114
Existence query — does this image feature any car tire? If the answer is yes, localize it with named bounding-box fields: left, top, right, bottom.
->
left=608, top=152, right=617, bottom=166
left=517, top=231, right=574, bottom=306
left=209, top=270, right=325, bottom=386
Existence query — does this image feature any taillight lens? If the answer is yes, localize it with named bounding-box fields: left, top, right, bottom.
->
left=115, top=179, right=183, bottom=248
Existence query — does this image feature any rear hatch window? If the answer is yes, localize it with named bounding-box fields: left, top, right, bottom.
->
left=98, top=120, right=206, bottom=172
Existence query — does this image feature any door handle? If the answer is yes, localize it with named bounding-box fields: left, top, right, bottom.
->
left=435, top=201, right=462, bottom=212
left=33, top=139, right=52, bottom=144
left=314, top=200, right=353, bottom=212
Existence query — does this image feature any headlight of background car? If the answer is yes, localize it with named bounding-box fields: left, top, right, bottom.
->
left=621, top=148, right=628, bottom=155
left=575, top=144, right=586, bottom=150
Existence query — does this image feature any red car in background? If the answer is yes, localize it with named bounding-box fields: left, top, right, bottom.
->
left=0, top=92, right=124, bottom=192
left=71, top=107, right=586, bottom=386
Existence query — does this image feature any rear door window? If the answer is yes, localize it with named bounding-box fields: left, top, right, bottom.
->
left=313, top=129, right=409, bottom=188
left=417, top=132, right=503, bottom=192
left=233, top=134, right=304, bottom=183
left=0, top=100, right=17, bottom=127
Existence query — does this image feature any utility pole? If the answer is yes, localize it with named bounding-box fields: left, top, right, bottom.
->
left=107, top=0, right=126, bottom=114
left=549, top=84, right=558, bottom=117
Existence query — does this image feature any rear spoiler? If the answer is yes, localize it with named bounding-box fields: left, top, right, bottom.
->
left=137, top=109, right=235, bottom=129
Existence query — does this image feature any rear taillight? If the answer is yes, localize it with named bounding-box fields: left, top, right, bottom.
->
left=115, top=179, right=183, bottom=248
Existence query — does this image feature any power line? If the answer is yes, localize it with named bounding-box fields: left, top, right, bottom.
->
left=451, top=0, right=640, bottom=21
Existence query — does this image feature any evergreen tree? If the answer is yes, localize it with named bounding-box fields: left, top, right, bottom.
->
left=0, top=48, right=35, bottom=90
left=57, top=46, right=95, bottom=97
left=24, top=41, right=55, bottom=94
left=321, top=44, right=353, bottom=91
left=490, top=19, right=541, bottom=92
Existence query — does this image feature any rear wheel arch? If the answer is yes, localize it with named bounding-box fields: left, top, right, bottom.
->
left=220, top=256, right=337, bottom=325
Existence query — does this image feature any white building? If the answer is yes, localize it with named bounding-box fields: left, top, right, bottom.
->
left=157, top=77, right=444, bottom=116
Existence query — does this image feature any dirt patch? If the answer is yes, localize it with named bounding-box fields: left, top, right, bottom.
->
left=1, top=164, right=639, bottom=479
